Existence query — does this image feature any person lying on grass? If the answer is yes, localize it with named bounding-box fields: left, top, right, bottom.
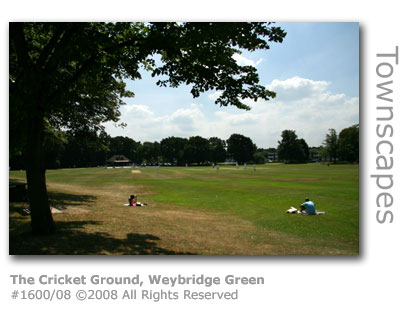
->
left=128, top=194, right=148, bottom=207
left=300, top=198, right=316, bottom=215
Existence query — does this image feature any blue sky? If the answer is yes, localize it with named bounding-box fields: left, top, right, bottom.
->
left=104, top=22, right=359, bottom=148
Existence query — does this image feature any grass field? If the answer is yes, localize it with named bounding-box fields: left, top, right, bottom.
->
left=9, top=163, right=359, bottom=255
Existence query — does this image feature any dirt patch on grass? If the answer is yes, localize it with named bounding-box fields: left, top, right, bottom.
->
left=132, top=170, right=141, bottom=173
left=94, top=202, right=348, bottom=255
left=135, top=208, right=263, bottom=254
left=60, top=206, right=91, bottom=215
left=48, top=182, right=152, bottom=197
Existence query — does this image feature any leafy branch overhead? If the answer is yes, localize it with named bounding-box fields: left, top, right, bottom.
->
left=149, top=23, right=286, bottom=110
left=10, top=23, right=286, bottom=133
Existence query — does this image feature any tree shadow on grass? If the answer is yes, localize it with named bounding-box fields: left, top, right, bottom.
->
left=9, top=217, right=194, bottom=255
left=47, top=191, right=97, bottom=210
left=9, top=189, right=97, bottom=213
left=10, top=189, right=194, bottom=255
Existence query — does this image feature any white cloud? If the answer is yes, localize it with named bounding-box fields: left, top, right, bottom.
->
left=208, top=91, right=222, bottom=101
left=207, top=77, right=358, bottom=147
left=105, top=77, right=359, bottom=148
left=168, top=107, right=205, bottom=133
left=105, top=104, right=209, bottom=142
left=123, top=104, right=155, bottom=117
left=266, top=76, right=330, bottom=102
left=241, top=77, right=359, bottom=147
left=214, top=111, right=260, bottom=126
left=255, top=58, right=264, bottom=66
left=232, top=53, right=263, bottom=67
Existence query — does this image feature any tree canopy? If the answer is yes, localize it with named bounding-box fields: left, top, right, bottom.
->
left=10, top=22, right=286, bottom=151
left=226, top=133, right=257, bottom=164
left=185, top=136, right=211, bottom=165
left=277, top=130, right=309, bottom=163
left=323, top=128, right=339, bottom=163
left=209, top=137, right=227, bottom=164
left=338, top=124, right=359, bottom=162
left=9, top=22, right=286, bottom=234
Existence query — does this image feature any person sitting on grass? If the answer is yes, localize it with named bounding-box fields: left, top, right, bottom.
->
left=129, top=194, right=137, bottom=207
left=127, top=194, right=148, bottom=207
left=300, top=198, right=316, bottom=215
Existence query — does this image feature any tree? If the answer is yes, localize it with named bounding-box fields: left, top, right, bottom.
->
left=323, top=128, right=338, bottom=163
left=209, top=137, right=227, bottom=164
left=160, top=137, right=188, bottom=165
left=253, top=152, right=267, bottom=164
left=276, top=131, right=309, bottom=163
left=9, top=22, right=286, bottom=234
left=338, top=124, right=359, bottom=162
left=43, top=125, right=68, bottom=169
left=61, top=130, right=109, bottom=168
left=277, top=130, right=301, bottom=163
left=309, top=146, right=322, bottom=162
left=107, top=136, right=140, bottom=163
left=141, top=141, right=161, bottom=165
left=184, top=136, right=211, bottom=165
left=226, top=133, right=257, bottom=164
left=297, top=138, right=310, bottom=163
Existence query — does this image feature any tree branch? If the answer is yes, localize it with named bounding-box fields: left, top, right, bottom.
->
left=43, top=23, right=83, bottom=75
left=36, top=24, right=66, bottom=68
left=46, top=33, right=146, bottom=107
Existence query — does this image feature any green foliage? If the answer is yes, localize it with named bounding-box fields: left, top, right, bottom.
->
left=277, top=130, right=309, bottom=163
left=278, top=130, right=297, bottom=162
left=226, top=133, right=257, bottom=164
left=61, top=130, right=109, bottom=168
left=107, top=136, right=141, bottom=163
left=338, top=124, right=359, bottom=162
left=297, top=138, right=309, bottom=163
left=10, top=23, right=135, bottom=135
left=184, top=136, right=211, bottom=165
left=149, top=22, right=286, bottom=110
left=141, top=141, right=161, bottom=164
left=43, top=124, right=68, bottom=169
left=253, top=151, right=267, bottom=164
left=209, top=137, right=227, bottom=164
left=323, top=128, right=338, bottom=162
left=10, top=22, right=285, bottom=157
left=160, top=136, right=189, bottom=165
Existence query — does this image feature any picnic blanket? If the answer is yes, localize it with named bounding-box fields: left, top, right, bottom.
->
left=286, top=207, right=327, bottom=215
left=123, top=202, right=148, bottom=207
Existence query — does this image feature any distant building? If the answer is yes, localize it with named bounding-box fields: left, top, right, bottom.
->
left=107, top=155, right=132, bottom=167
left=309, top=148, right=320, bottom=162
left=224, top=157, right=236, bottom=163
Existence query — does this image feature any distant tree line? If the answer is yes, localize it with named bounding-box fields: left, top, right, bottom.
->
left=10, top=125, right=358, bottom=170
left=276, top=124, right=359, bottom=163
left=321, top=124, right=359, bottom=163
left=10, top=131, right=257, bottom=169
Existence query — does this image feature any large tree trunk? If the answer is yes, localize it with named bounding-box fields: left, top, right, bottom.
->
left=25, top=114, right=55, bottom=235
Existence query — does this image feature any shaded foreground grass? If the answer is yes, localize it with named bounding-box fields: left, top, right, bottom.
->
left=9, top=163, right=359, bottom=255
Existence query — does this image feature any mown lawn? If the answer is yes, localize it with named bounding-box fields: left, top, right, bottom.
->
left=9, top=163, right=359, bottom=255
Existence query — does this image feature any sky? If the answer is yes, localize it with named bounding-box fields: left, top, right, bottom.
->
left=104, top=22, right=359, bottom=148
